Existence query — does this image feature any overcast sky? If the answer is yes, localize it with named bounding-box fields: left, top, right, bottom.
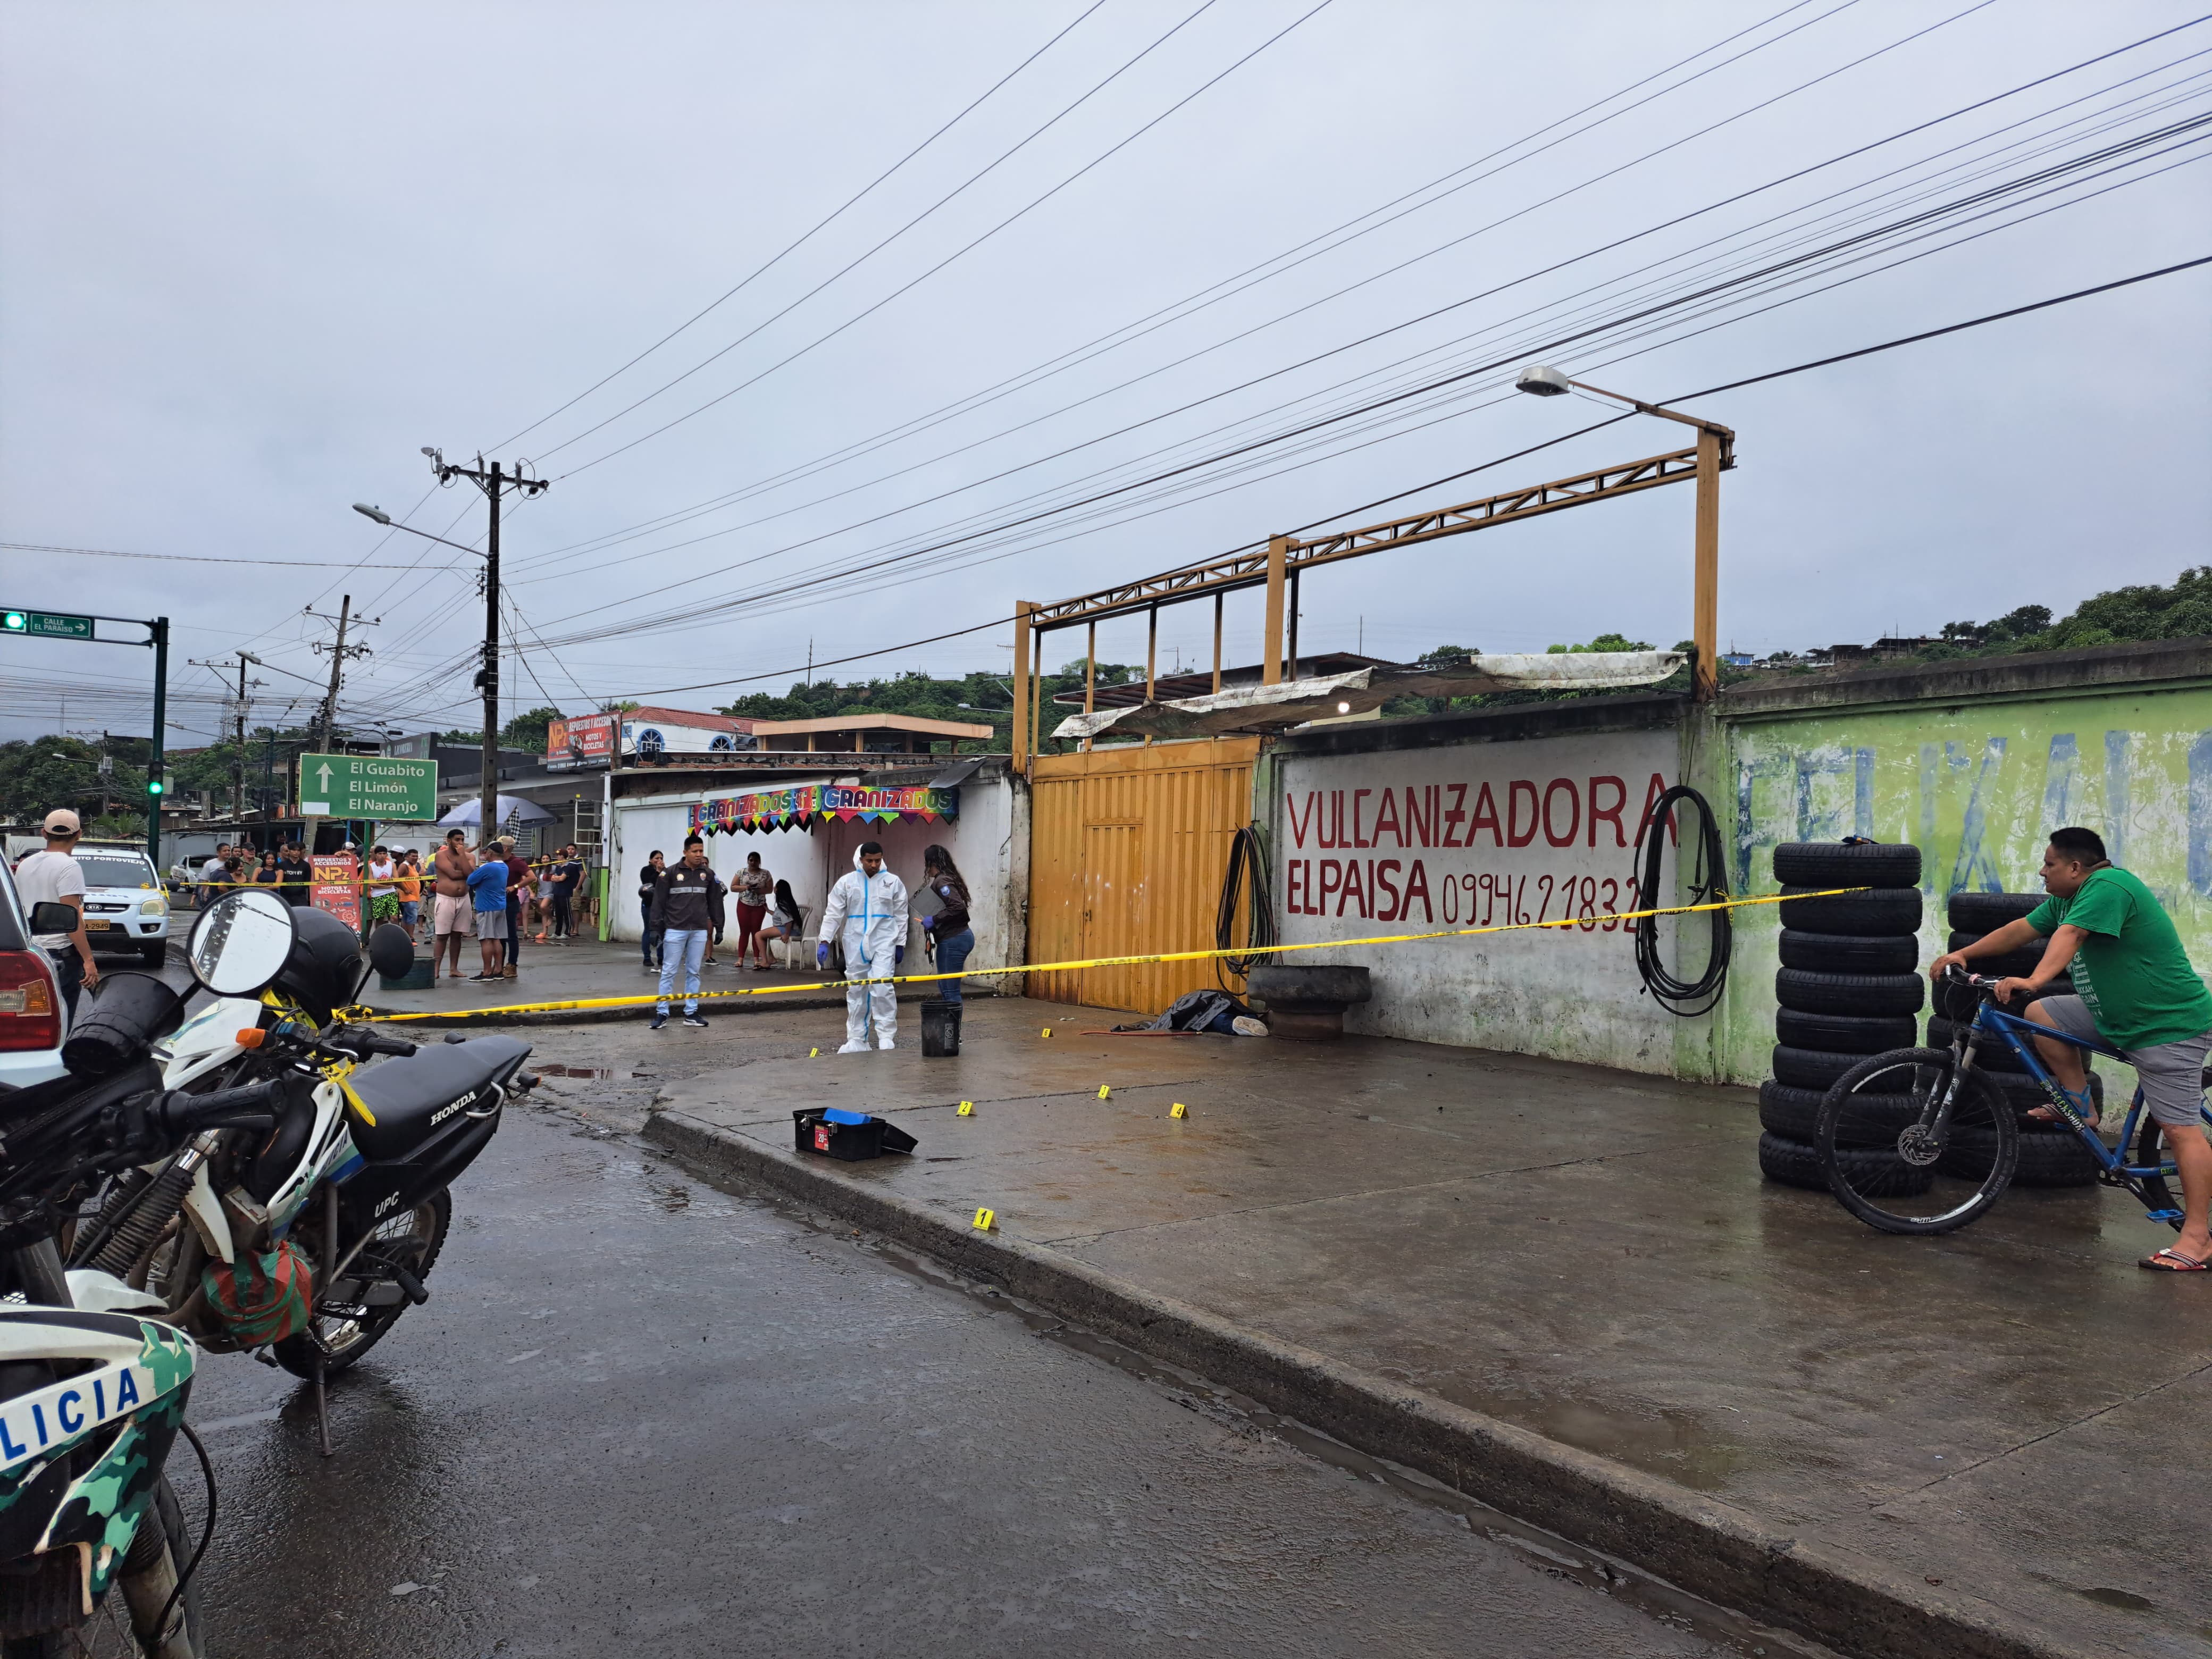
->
left=3, top=0, right=2207, bottom=749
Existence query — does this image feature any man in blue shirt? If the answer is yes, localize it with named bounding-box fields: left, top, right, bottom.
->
left=465, top=846, right=511, bottom=984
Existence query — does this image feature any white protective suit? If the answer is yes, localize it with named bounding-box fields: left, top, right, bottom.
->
left=819, top=849, right=910, bottom=1051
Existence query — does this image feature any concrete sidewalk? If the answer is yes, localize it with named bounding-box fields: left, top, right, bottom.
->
left=628, top=994, right=2209, bottom=1658
left=366, top=936, right=973, bottom=1023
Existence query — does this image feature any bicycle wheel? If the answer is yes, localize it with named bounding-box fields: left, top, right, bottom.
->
left=2133, top=1112, right=2188, bottom=1230
left=1818, top=1048, right=2016, bottom=1234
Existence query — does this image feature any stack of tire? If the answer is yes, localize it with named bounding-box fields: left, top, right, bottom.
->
left=1927, top=891, right=2103, bottom=1187
left=1759, top=841, right=1928, bottom=1193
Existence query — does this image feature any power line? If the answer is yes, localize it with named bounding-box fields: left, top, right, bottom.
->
left=491, top=0, right=1113, bottom=453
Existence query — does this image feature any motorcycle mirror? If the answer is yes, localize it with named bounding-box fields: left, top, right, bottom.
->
left=186, top=889, right=298, bottom=998
left=366, top=923, right=414, bottom=983
left=29, top=901, right=78, bottom=936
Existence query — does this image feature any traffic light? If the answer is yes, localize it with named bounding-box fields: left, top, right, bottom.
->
left=1, top=612, right=24, bottom=633
left=146, top=774, right=165, bottom=797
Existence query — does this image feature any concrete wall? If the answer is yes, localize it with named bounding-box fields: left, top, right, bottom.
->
left=1266, top=700, right=1683, bottom=1075
left=1713, top=640, right=2212, bottom=1084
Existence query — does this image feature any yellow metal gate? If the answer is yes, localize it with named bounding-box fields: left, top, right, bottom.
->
left=1026, top=737, right=1259, bottom=1012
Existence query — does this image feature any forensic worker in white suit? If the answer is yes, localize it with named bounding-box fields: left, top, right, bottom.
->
left=818, top=840, right=910, bottom=1052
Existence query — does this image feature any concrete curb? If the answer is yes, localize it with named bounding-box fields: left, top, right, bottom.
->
left=644, top=1107, right=2090, bottom=1659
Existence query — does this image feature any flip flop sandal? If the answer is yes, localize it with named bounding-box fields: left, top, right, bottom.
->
left=2139, top=1248, right=2209, bottom=1272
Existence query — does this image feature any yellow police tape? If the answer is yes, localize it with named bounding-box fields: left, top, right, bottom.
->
left=357, top=885, right=1868, bottom=1024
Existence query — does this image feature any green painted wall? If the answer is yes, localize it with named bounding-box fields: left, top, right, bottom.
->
left=1711, top=683, right=2212, bottom=1085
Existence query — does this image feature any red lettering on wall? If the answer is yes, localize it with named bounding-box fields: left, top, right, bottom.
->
left=1352, top=788, right=1372, bottom=849
left=1442, top=783, right=1468, bottom=848
left=1319, top=858, right=1342, bottom=911
left=1588, top=775, right=1627, bottom=847
left=1372, top=788, right=1403, bottom=848
left=1507, top=780, right=1540, bottom=848
left=1405, top=786, right=1431, bottom=847
left=1340, top=859, right=1365, bottom=917
left=1326, top=791, right=1345, bottom=849
left=1287, top=792, right=1317, bottom=849
left=1400, top=860, right=1433, bottom=923
left=1468, top=782, right=1502, bottom=848
left=1542, top=777, right=1580, bottom=848
left=1375, top=859, right=1402, bottom=921
left=1286, top=859, right=1306, bottom=915
left=1640, top=773, right=1679, bottom=846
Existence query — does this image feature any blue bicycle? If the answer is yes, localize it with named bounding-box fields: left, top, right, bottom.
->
left=1816, top=966, right=2212, bottom=1235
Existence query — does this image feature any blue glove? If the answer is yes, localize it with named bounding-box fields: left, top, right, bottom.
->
left=816, top=942, right=830, bottom=969
left=895, top=945, right=906, bottom=966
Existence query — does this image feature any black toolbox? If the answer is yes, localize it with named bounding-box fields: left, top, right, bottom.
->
left=792, top=1106, right=917, bottom=1162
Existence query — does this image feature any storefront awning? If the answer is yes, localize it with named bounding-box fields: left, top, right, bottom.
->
left=690, top=782, right=959, bottom=834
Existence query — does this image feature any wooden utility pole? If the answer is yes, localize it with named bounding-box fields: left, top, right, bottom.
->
left=300, top=596, right=373, bottom=854
left=1010, top=602, right=1034, bottom=768
left=1692, top=426, right=1723, bottom=701
left=1261, top=535, right=1289, bottom=685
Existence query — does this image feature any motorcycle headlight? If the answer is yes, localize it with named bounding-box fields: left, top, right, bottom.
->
left=140, top=896, right=167, bottom=917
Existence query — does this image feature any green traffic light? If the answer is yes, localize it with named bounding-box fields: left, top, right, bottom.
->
left=1, top=612, right=24, bottom=632
left=147, top=779, right=165, bottom=795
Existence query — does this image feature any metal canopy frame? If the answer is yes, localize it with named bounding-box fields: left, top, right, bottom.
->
left=1009, top=438, right=1731, bottom=766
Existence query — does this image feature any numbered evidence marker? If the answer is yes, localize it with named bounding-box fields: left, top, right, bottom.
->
left=810, top=1048, right=820, bottom=1058
left=1097, top=1084, right=1110, bottom=1099
left=1041, top=1027, right=1052, bottom=1038
left=1170, top=1102, right=1188, bottom=1119
left=957, top=1100, right=974, bottom=1117
left=972, top=1206, right=996, bottom=1231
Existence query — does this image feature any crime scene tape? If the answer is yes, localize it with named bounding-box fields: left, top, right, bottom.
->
left=357, top=885, right=1869, bottom=1024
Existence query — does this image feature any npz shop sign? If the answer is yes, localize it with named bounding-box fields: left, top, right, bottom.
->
left=692, top=784, right=957, bottom=832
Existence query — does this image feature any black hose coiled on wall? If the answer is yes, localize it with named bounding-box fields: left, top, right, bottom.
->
left=1632, top=784, right=1731, bottom=1018
left=1216, top=824, right=1275, bottom=990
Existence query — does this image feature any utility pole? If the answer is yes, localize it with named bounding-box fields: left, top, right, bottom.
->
left=298, top=598, right=375, bottom=854
left=190, top=649, right=263, bottom=825
left=422, top=451, right=548, bottom=842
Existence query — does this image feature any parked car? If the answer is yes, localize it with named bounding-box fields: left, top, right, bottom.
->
left=0, top=853, right=65, bottom=1086
left=70, top=842, right=171, bottom=968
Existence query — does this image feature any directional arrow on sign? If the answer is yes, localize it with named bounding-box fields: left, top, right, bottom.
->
left=316, top=762, right=334, bottom=793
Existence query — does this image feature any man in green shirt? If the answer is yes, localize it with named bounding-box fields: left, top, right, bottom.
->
left=1931, top=827, right=2212, bottom=1271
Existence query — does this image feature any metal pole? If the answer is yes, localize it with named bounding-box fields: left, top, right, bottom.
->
left=147, top=619, right=167, bottom=872
left=232, top=653, right=249, bottom=823
left=1262, top=537, right=1288, bottom=685
left=1010, top=602, right=1033, bottom=768
left=1212, top=592, right=1223, bottom=696
left=480, top=464, right=503, bottom=843
left=1287, top=569, right=1301, bottom=682
left=1693, top=427, right=1721, bottom=700
left=1082, top=621, right=1096, bottom=754
left=1143, top=605, right=1157, bottom=748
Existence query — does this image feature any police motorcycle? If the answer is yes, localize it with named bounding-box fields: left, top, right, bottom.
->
left=75, top=890, right=536, bottom=1455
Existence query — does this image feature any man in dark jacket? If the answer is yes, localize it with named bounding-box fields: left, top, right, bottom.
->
left=649, top=836, right=724, bottom=1029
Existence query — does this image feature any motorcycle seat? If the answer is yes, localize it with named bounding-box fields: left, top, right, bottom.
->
left=346, top=1036, right=529, bottom=1160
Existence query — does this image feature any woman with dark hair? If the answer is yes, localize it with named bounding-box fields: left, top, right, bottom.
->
left=919, top=844, right=974, bottom=1008
left=759, top=878, right=805, bottom=969
left=638, top=850, right=666, bottom=972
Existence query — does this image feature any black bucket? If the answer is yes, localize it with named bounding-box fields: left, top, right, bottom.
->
left=919, top=998, right=959, bottom=1058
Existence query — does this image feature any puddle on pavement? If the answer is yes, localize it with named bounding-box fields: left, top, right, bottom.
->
left=1526, top=1398, right=1755, bottom=1493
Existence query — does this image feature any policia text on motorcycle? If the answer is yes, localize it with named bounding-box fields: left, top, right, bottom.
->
left=1929, top=826, right=2212, bottom=1272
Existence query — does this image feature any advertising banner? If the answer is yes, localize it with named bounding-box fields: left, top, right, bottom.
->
left=311, top=852, right=361, bottom=931
left=546, top=713, right=617, bottom=770
left=690, top=784, right=957, bottom=833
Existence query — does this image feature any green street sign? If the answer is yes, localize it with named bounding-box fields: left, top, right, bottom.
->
left=297, top=753, right=437, bottom=820
left=1, top=609, right=94, bottom=640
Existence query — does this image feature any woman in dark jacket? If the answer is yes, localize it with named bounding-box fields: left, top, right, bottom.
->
left=919, top=844, right=974, bottom=1006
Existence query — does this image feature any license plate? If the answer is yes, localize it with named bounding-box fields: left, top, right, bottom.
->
left=83, top=919, right=113, bottom=931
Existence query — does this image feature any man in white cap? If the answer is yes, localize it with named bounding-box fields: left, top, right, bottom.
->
left=14, top=809, right=98, bottom=1024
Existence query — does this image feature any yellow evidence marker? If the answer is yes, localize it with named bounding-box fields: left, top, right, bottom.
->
left=973, top=1207, right=996, bottom=1231
left=810, top=1048, right=820, bottom=1058
left=1097, top=1084, right=1110, bottom=1100
left=957, top=1100, right=974, bottom=1117
left=1170, top=1103, right=1188, bottom=1119
left=1041, top=1027, right=1052, bottom=1038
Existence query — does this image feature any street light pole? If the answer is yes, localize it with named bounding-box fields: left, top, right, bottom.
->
left=1514, top=366, right=1735, bottom=700
left=360, top=458, right=548, bottom=843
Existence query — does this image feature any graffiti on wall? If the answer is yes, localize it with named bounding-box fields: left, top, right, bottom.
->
left=1722, top=686, right=2212, bottom=1082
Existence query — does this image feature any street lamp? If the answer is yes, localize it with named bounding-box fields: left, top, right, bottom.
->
left=1515, top=365, right=1734, bottom=699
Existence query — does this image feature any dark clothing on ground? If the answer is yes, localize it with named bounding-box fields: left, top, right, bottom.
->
left=650, top=861, right=726, bottom=935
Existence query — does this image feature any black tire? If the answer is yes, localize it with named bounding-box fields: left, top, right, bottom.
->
left=1772, top=1044, right=1872, bottom=1090
left=272, top=1188, right=450, bottom=1380
left=1774, top=967, right=1925, bottom=1017
left=1778, top=886, right=1922, bottom=936
left=1817, top=1049, right=2015, bottom=1234
left=1948, top=891, right=2043, bottom=934
left=1942, top=1122, right=2101, bottom=1187
left=2133, top=1114, right=2191, bottom=1231
left=1761, top=1129, right=1933, bottom=1196
left=1772, top=841, right=1923, bottom=888
left=1987, top=1067, right=2104, bottom=1120
left=1778, top=930, right=1919, bottom=975
left=1759, top=1079, right=1920, bottom=1144
left=1942, top=933, right=2049, bottom=978
left=0, top=1472, right=205, bottom=1657
left=1775, top=1008, right=1918, bottom=1053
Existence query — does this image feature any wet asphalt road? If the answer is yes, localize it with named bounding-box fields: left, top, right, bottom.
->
left=170, top=1091, right=1797, bottom=1659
